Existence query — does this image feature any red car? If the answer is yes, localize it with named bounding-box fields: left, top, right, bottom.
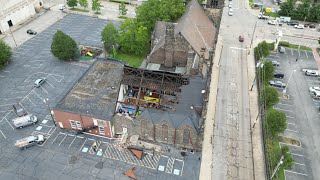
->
left=13, top=104, right=27, bottom=117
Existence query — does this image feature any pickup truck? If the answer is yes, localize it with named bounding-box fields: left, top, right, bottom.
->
left=269, top=80, right=287, bottom=88
left=15, top=135, right=45, bottom=150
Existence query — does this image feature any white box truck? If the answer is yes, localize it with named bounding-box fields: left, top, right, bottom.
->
left=12, top=114, right=37, bottom=128
left=15, top=135, right=45, bottom=149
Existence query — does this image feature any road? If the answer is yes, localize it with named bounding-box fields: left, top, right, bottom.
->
left=211, top=1, right=257, bottom=179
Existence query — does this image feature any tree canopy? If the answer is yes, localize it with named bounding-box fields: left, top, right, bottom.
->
left=92, top=0, right=102, bottom=13
left=79, top=0, right=88, bottom=9
left=51, top=30, right=78, bottom=61
left=281, top=146, right=294, bottom=170
left=266, top=108, right=287, bottom=137
left=261, top=86, right=279, bottom=108
left=0, top=40, right=12, bottom=68
left=101, top=22, right=119, bottom=52
left=135, top=0, right=185, bottom=32
left=67, top=0, right=78, bottom=8
left=118, top=18, right=149, bottom=55
left=279, top=0, right=320, bottom=22
left=119, top=2, right=128, bottom=16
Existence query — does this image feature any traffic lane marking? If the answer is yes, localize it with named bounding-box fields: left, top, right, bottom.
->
left=0, top=130, right=6, bottom=138
left=285, top=170, right=308, bottom=176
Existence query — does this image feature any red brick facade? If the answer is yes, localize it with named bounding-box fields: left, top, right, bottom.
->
left=53, top=110, right=113, bottom=138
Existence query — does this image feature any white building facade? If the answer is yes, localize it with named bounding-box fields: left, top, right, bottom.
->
left=0, top=0, right=43, bottom=34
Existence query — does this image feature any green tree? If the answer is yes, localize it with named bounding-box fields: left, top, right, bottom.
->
left=119, top=18, right=149, bottom=55
left=101, top=22, right=119, bottom=52
left=259, top=61, right=275, bottom=83
left=79, top=0, right=88, bottom=9
left=261, top=86, right=279, bottom=108
left=266, top=108, right=287, bottom=137
left=0, top=40, right=12, bottom=68
left=281, top=146, right=294, bottom=170
left=51, top=30, right=78, bottom=61
left=135, top=0, right=185, bottom=32
left=307, top=4, right=320, bottom=22
left=293, top=0, right=311, bottom=21
left=67, top=0, right=78, bottom=8
left=278, top=0, right=294, bottom=17
left=119, top=2, right=128, bottom=16
left=92, top=0, right=102, bottom=13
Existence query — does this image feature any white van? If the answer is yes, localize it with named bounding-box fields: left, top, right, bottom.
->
left=12, top=115, right=38, bottom=128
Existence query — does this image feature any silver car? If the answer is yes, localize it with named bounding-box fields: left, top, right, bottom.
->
left=34, top=78, right=46, bottom=87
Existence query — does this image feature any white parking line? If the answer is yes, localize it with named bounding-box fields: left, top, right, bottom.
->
left=5, top=117, right=14, bottom=130
left=46, top=80, right=54, bottom=88
left=291, top=153, right=304, bottom=157
left=285, top=170, right=308, bottom=176
left=40, top=85, right=48, bottom=94
left=305, top=50, right=308, bottom=58
left=291, top=49, right=293, bottom=55
left=79, top=138, right=88, bottom=151
left=287, top=122, right=296, bottom=125
left=286, top=129, right=299, bottom=133
left=175, top=159, right=184, bottom=176
left=68, top=136, right=77, bottom=148
left=59, top=134, right=67, bottom=146
left=294, top=162, right=306, bottom=166
left=27, top=97, right=36, bottom=106
left=0, top=104, right=13, bottom=107
left=0, top=130, right=6, bottom=138
left=286, top=115, right=295, bottom=119
left=274, top=107, right=293, bottom=113
left=229, top=47, right=247, bottom=51
left=278, top=102, right=292, bottom=107
left=52, top=132, right=62, bottom=144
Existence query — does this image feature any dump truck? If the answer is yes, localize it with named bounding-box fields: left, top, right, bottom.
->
left=15, top=135, right=45, bottom=149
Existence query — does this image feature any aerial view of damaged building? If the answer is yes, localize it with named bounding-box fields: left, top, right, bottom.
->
left=53, top=0, right=216, bottom=152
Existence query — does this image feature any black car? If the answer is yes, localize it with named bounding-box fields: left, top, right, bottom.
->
left=304, top=23, right=316, bottom=28
left=13, top=104, right=28, bottom=117
left=27, top=29, right=37, bottom=35
left=274, top=73, right=284, bottom=79
left=288, top=21, right=299, bottom=26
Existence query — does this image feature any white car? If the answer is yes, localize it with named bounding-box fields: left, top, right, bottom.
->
left=305, top=70, right=320, bottom=76
left=309, top=87, right=320, bottom=93
left=228, top=9, right=233, bottom=16
left=228, top=2, right=232, bottom=8
left=268, top=20, right=277, bottom=25
left=34, top=78, right=46, bottom=88
left=294, top=24, right=304, bottom=29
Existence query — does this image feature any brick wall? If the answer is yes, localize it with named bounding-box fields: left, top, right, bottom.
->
left=53, top=110, right=112, bottom=138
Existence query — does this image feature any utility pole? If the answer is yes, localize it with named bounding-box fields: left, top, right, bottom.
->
left=9, top=27, right=17, bottom=47
left=43, top=98, right=57, bottom=126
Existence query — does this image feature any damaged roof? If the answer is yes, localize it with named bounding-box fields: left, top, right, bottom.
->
left=55, top=59, right=124, bottom=120
left=150, top=0, right=216, bottom=59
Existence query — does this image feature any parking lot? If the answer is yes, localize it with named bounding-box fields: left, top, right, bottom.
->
left=265, top=47, right=320, bottom=180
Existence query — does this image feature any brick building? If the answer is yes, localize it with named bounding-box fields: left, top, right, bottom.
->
left=53, top=60, right=124, bottom=138
left=148, top=0, right=217, bottom=77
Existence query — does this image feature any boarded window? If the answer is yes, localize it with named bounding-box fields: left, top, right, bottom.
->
left=183, top=129, right=190, bottom=145
left=162, top=124, right=168, bottom=141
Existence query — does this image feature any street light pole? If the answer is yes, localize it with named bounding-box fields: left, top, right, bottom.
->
left=9, top=27, right=17, bottom=47
left=43, top=98, right=57, bottom=126
left=271, top=156, right=284, bottom=179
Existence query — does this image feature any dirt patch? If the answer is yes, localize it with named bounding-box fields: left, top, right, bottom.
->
left=279, top=136, right=301, bottom=146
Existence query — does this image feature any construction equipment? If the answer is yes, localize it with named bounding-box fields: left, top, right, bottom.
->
left=15, top=135, right=45, bottom=150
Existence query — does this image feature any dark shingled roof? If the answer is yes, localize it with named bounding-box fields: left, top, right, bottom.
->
left=150, top=0, right=216, bottom=59
left=55, top=60, right=124, bottom=120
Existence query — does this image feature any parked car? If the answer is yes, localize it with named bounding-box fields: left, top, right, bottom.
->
left=268, top=20, right=277, bottom=25
left=304, top=23, right=316, bottom=28
left=228, top=9, right=233, bottom=16
left=27, top=29, right=37, bottom=35
left=15, top=135, right=45, bottom=150
left=12, top=104, right=28, bottom=117
left=259, top=15, right=269, bottom=20
left=305, top=70, right=320, bottom=77
left=278, top=46, right=286, bottom=53
left=294, top=24, right=304, bottom=29
left=309, top=87, right=320, bottom=93
left=34, top=78, right=46, bottom=87
left=269, top=80, right=287, bottom=88
left=272, top=61, right=280, bottom=66
left=12, top=114, right=38, bottom=129
left=228, top=2, right=232, bottom=8
left=288, top=21, right=299, bottom=26
left=274, top=73, right=284, bottom=79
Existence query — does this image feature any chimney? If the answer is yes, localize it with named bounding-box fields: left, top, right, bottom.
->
left=164, top=23, right=175, bottom=67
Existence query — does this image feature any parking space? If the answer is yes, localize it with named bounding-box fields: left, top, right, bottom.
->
left=265, top=47, right=320, bottom=179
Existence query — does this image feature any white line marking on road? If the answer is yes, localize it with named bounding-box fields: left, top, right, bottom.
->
left=79, top=138, right=87, bottom=151
left=0, top=97, right=23, bottom=100
left=88, top=138, right=95, bottom=141
left=76, top=136, right=84, bottom=139
left=294, top=162, right=306, bottom=166
left=27, top=97, right=36, bottom=106
left=0, top=130, right=6, bottom=138
left=285, top=170, right=308, bottom=176
left=291, top=49, right=293, bottom=55
left=0, top=104, right=13, bottom=107
left=46, top=81, right=54, bottom=88
left=59, top=134, right=67, bottom=146
left=175, top=159, right=184, bottom=176
left=286, top=115, right=295, bottom=119
left=291, top=153, right=304, bottom=157
left=40, top=86, right=48, bottom=94
left=41, top=127, right=56, bottom=146
left=229, top=47, right=247, bottom=51
left=305, top=50, right=308, bottom=58
left=278, top=102, right=292, bottom=106
left=275, top=107, right=293, bottom=112
left=52, top=132, right=62, bottom=144
left=287, top=122, right=296, bottom=125
left=286, top=129, right=299, bottom=133
left=5, top=117, right=14, bottom=130
left=68, top=136, right=77, bottom=148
